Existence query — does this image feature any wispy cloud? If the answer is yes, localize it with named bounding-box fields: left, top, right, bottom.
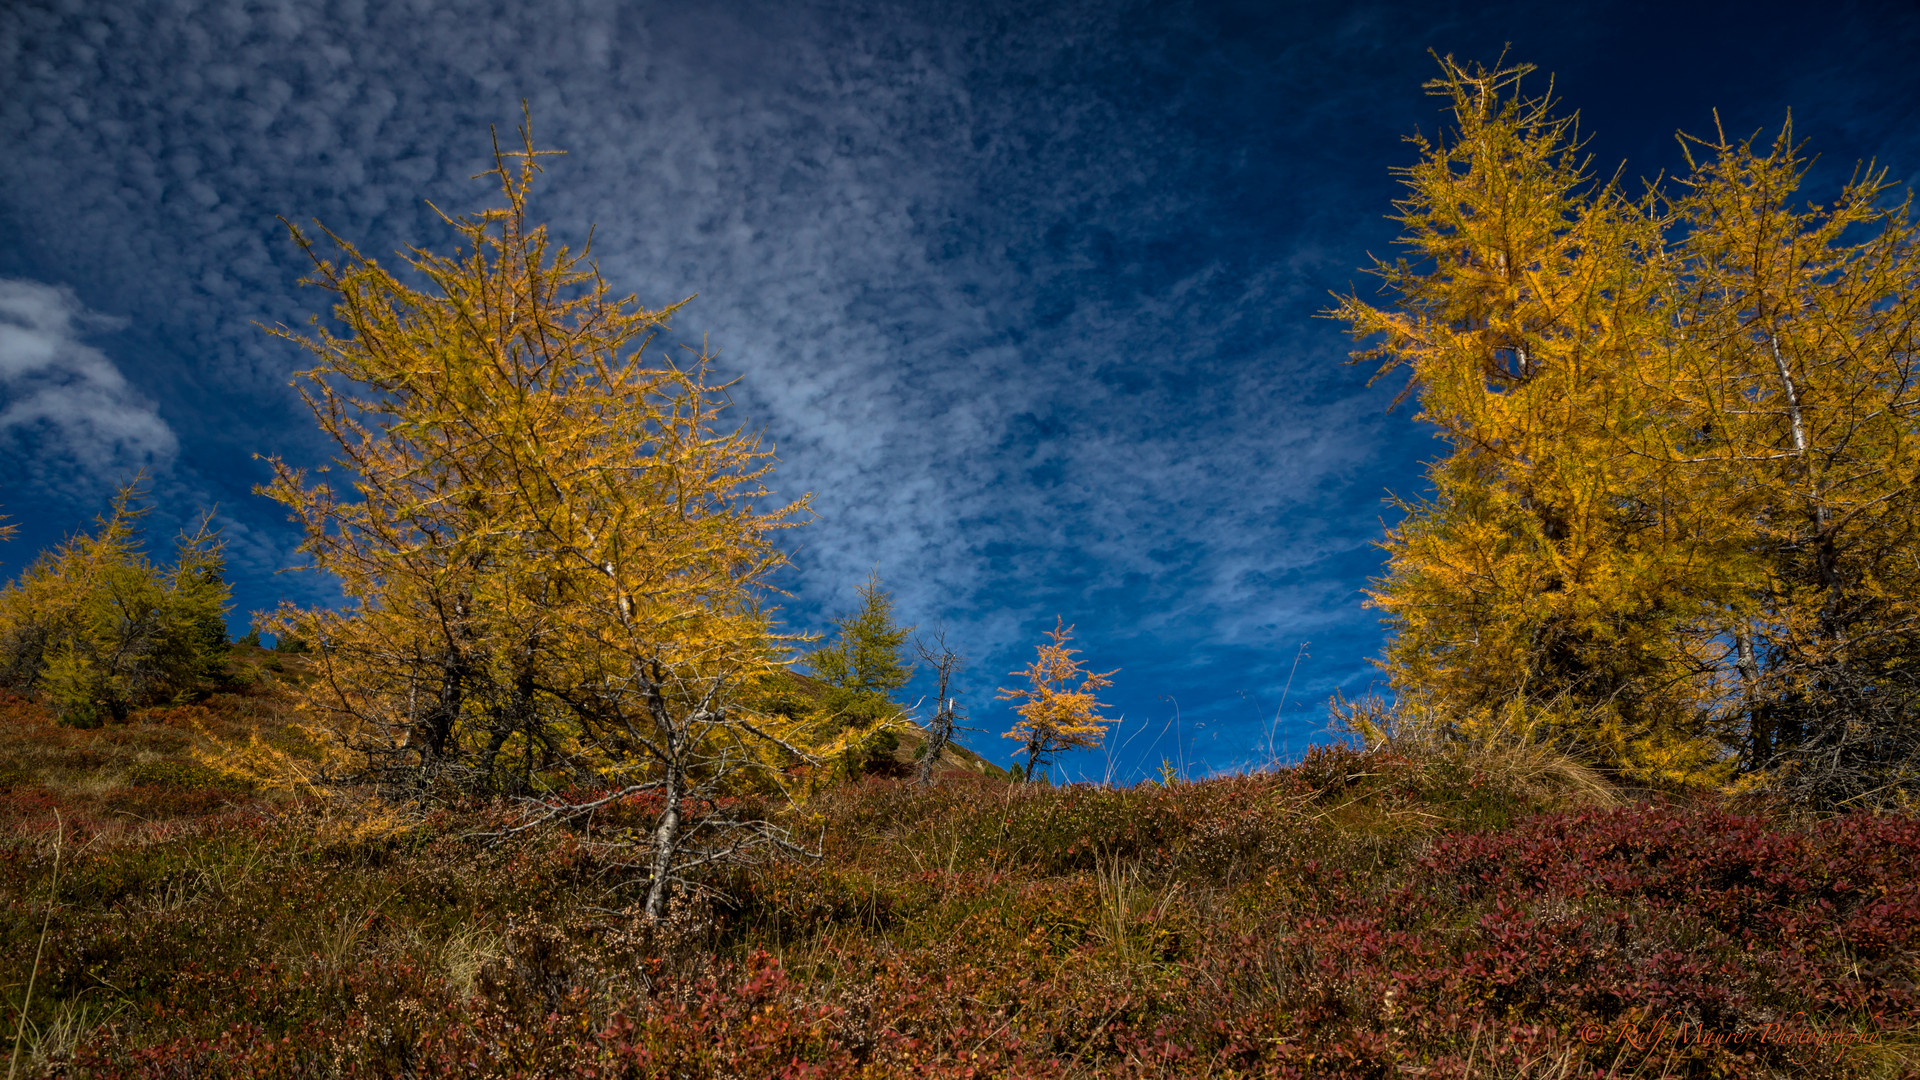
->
left=5, top=0, right=1915, bottom=777
left=0, top=278, right=175, bottom=488
left=0, top=3, right=1410, bottom=663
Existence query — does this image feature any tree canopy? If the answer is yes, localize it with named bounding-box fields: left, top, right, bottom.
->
left=998, top=617, right=1118, bottom=782
left=1334, top=57, right=1920, bottom=802
left=261, top=120, right=813, bottom=913
left=0, top=484, right=230, bottom=727
left=804, top=572, right=915, bottom=726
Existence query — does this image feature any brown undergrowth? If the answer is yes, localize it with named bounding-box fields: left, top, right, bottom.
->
left=2, top=682, right=1916, bottom=1078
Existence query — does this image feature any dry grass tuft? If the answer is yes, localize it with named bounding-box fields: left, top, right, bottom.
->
left=1336, top=693, right=1621, bottom=810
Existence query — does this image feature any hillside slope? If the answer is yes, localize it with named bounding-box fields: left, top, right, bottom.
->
left=1, top=678, right=1916, bottom=1078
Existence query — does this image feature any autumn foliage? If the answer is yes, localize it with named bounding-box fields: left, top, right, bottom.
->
left=8, top=66, right=1920, bottom=1079
left=998, top=617, right=1118, bottom=780
left=1334, top=57, right=1920, bottom=802
left=0, top=485, right=230, bottom=728
left=3, top=692, right=1915, bottom=1079
left=257, top=120, right=812, bottom=914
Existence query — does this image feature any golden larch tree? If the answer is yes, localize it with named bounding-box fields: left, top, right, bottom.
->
left=1665, top=123, right=1920, bottom=802
left=1331, top=56, right=1740, bottom=781
left=998, top=617, right=1117, bottom=782
left=1335, top=56, right=1920, bottom=801
left=261, top=118, right=813, bottom=915
left=0, top=483, right=229, bottom=727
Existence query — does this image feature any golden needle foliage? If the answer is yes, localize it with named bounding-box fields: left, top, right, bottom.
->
left=1335, top=57, right=1920, bottom=801
left=258, top=117, right=811, bottom=825
left=998, top=617, right=1118, bottom=781
left=0, top=483, right=230, bottom=727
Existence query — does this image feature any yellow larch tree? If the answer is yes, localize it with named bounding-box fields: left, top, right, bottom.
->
left=998, top=617, right=1117, bottom=782
left=260, top=118, right=813, bottom=915
left=0, top=483, right=230, bottom=727
left=1665, top=125, right=1920, bottom=802
left=1332, top=57, right=1743, bottom=782
left=1337, top=56, right=1920, bottom=801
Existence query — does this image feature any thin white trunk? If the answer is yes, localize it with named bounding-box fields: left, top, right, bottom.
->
left=1735, top=629, right=1760, bottom=687
left=1771, top=331, right=1837, bottom=591
left=644, top=674, right=685, bottom=919
left=1771, top=333, right=1810, bottom=458
left=644, top=760, right=682, bottom=918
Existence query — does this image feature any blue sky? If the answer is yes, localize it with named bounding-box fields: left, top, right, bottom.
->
left=4, top=0, right=1918, bottom=782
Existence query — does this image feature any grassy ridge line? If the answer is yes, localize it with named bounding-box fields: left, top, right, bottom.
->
left=0, top=681, right=1916, bottom=1077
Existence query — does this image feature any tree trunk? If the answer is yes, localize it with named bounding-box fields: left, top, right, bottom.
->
left=1736, top=629, right=1769, bottom=766
left=644, top=670, right=686, bottom=919
left=644, top=756, right=683, bottom=918
left=1023, top=741, right=1044, bottom=784
left=419, top=656, right=465, bottom=761
left=918, top=698, right=953, bottom=788
left=478, top=665, right=537, bottom=788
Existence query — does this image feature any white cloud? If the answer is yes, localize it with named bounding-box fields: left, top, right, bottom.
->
left=0, top=278, right=176, bottom=483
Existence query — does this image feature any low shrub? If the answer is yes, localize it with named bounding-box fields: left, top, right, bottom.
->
left=125, top=760, right=250, bottom=793
left=1, top=742, right=1913, bottom=1078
